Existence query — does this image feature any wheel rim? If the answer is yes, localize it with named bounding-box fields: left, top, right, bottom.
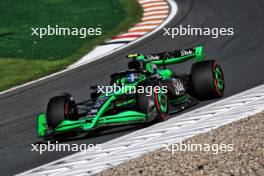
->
left=214, top=64, right=224, bottom=91
left=157, top=91, right=168, bottom=113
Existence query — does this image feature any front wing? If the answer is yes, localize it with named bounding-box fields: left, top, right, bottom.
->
left=37, top=111, right=146, bottom=138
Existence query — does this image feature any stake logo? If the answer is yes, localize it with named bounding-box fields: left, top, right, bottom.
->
left=146, top=55, right=160, bottom=61
left=181, top=49, right=193, bottom=56
left=173, top=79, right=185, bottom=95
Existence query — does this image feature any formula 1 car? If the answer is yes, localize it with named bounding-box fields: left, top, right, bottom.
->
left=37, top=46, right=225, bottom=139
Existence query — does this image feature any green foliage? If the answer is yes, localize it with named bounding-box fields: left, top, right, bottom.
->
left=0, top=0, right=142, bottom=91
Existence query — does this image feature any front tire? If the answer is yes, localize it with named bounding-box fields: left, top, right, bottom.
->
left=46, top=94, right=78, bottom=129
left=191, top=60, right=225, bottom=100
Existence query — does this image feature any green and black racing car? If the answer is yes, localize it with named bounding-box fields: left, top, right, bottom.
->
left=37, top=46, right=225, bottom=139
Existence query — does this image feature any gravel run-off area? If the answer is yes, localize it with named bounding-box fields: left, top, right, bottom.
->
left=98, top=111, right=264, bottom=176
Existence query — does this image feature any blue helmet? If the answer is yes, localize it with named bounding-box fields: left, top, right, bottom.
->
left=127, top=73, right=139, bottom=83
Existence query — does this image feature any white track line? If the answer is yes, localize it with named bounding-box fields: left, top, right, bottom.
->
left=129, top=26, right=157, bottom=30
left=144, top=6, right=169, bottom=11
left=144, top=10, right=169, bottom=16
left=137, top=20, right=164, bottom=25
left=142, top=2, right=168, bottom=7
left=18, top=84, right=264, bottom=176
left=119, top=32, right=148, bottom=36
left=107, top=38, right=139, bottom=43
left=142, top=15, right=168, bottom=20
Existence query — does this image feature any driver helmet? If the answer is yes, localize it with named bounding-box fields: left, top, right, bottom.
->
left=127, top=73, right=139, bottom=83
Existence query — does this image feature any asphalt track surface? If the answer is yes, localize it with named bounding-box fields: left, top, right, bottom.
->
left=1, top=0, right=264, bottom=175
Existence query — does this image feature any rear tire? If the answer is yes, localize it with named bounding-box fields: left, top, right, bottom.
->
left=136, top=81, right=169, bottom=122
left=191, top=60, right=225, bottom=100
left=46, top=95, right=78, bottom=129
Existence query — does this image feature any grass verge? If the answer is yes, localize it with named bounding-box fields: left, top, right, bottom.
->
left=0, top=0, right=142, bottom=91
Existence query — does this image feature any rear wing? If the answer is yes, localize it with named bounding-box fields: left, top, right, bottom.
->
left=127, top=46, right=204, bottom=66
